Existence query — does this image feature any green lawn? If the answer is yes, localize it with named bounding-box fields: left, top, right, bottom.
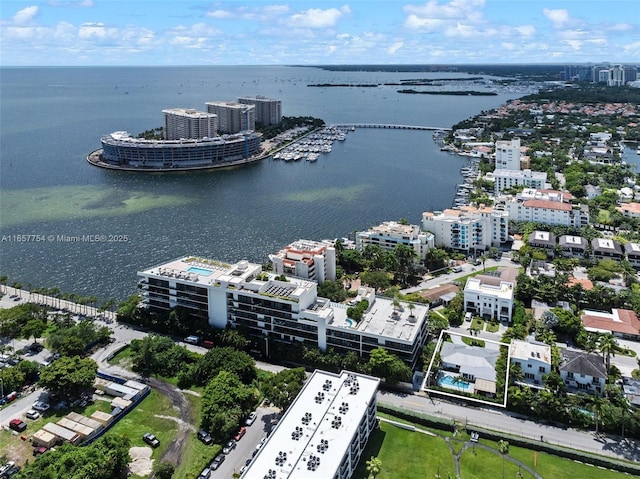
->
left=470, top=317, right=485, bottom=331
left=485, top=321, right=500, bottom=333
left=352, top=422, right=456, bottom=479
left=351, top=418, right=630, bottom=479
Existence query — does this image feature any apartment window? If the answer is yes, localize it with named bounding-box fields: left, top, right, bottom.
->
left=539, top=366, right=546, bottom=373
left=567, top=372, right=574, bottom=379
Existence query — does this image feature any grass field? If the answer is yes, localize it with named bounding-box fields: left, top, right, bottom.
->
left=351, top=418, right=630, bottom=479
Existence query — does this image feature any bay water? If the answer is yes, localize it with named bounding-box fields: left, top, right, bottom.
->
left=0, top=66, right=521, bottom=300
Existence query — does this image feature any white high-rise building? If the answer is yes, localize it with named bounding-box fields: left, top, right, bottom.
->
left=355, top=221, right=434, bottom=260
left=608, top=64, right=625, bottom=86
left=502, top=188, right=589, bottom=228
left=421, top=205, right=508, bottom=252
left=492, top=169, right=548, bottom=196
left=241, top=370, right=380, bottom=479
left=269, top=239, right=336, bottom=283
left=205, top=101, right=255, bottom=134
left=162, top=108, right=217, bottom=140
left=494, top=138, right=521, bottom=170
left=237, top=96, right=282, bottom=125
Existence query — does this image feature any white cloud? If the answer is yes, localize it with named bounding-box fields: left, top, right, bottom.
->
left=288, top=6, right=351, bottom=28
left=514, top=25, right=536, bottom=38
left=404, top=0, right=485, bottom=25
left=543, top=8, right=571, bottom=28
left=206, top=10, right=233, bottom=19
left=13, top=6, right=39, bottom=24
left=387, top=42, right=404, bottom=54
left=78, top=22, right=107, bottom=39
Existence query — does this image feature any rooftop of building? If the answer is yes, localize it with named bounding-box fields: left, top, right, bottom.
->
left=162, top=108, right=216, bottom=118
left=559, top=235, right=587, bottom=247
left=205, top=101, right=253, bottom=108
left=522, top=199, right=573, bottom=212
left=617, top=202, right=640, bottom=214
left=464, top=267, right=519, bottom=298
left=624, top=242, right=640, bottom=254
left=244, top=370, right=379, bottom=479
left=510, top=339, right=551, bottom=364
left=591, top=238, right=623, bottom=253
left=559, top=348, right=607, bottom=378
left=360, top=221, right=420, bottom=237
left=276, top=239, right=331, bottom=257
left=492, top=169, right=547, bottom=179
left=329, top=294, right=429, bottom=343
left=528, top=230, right=556, bottom=245
left=581, top=309, right=640, bottom=337
left=440, top=341, right=500, bottom=382
left=516, top=188, right=573, bottom=202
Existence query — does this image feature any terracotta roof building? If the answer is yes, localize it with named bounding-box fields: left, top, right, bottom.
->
left=581, top=308, right=640, bottom=340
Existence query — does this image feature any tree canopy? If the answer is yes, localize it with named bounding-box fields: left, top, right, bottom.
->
left=17, top=434, right=130, bottom=479
left=38, top=356, right=98, bottom=398
left=259, top=367, right=306, bottom=411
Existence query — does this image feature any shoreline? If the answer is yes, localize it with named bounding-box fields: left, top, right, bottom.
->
left=86, top=149, right=271, bottom=173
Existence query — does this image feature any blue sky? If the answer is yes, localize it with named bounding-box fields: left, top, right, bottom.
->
left=1, top=0, right=638, bottom=66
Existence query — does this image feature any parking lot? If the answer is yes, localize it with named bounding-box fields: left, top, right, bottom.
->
left=204, top=405, right=279, bottom=478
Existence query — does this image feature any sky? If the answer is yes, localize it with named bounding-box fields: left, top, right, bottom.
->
left=1, top=0, right=639, bottom=66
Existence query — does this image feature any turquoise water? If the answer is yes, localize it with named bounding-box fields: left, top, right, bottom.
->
left=439, top=374, right=470, bottom=390
left=345, top=318, right=355, bottom=327
left=187, top=266, right=213, bottom=276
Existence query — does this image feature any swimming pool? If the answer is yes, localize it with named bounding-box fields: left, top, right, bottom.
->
left=345, top=318, right=355, bottom=327
left=438, top=374, right=470, bottom=390
left=186, top=266, right=213, bottom=276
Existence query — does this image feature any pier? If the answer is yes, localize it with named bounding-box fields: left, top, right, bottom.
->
left=333, top=123, right=451, bottom=131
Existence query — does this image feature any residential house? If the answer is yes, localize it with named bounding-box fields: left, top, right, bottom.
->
left=527, top=230, right=556, bottom=253
left=509, top=339, right=552, bottom=388
left=558, top=235, right=588, bottom=259
left=591, top=238, right=623, bottom=262
left=463, top=267, right=518, bottom=322
left=439, top=341, right=499, bottom=396
left=617, top=202, right=640, bottom=219
left=624, top=242, right=640, bottom=268
left=581, top=308, right=640, bottom=341
left=559, top=349, right=607, bottom=395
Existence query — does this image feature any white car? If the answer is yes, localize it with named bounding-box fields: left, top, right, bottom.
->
left=245, top=412, right=257, bottom=426
left=25, top=409, right=40, bottom=420
left=32, top=401, right=50, bottom=412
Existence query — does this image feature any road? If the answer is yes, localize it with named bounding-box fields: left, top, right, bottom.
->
left=378, top=389, right=640, bottom=463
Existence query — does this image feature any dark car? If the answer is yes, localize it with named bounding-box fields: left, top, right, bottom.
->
left=142, top=433, right=160, bottom=448
left=197, top=429, right=213, bottom=445
left=1, top=465, right=20, bottom=478
left=197, top=467, right=211, bottom=479
left=222, top=439, right=236, bottom=454
left=8, top=419, right=27, bottom=432
left=210, top=454, right=225, bottom=470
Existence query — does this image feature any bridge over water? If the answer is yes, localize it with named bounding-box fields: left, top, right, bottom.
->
left=333, top=123, right=451, bottom=131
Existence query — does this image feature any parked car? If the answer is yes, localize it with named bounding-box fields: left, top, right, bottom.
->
left=210, top=454, right=225, bottom=470
left=8, top=419, right=27, bottom=432
left=245, top=412, right=257, bottom=426
left=223, top=439, right=236, bottom=454
left=32, top=401, right=50, bottom=412
left=25, top=410, right=40, bottom=420
left=233, top=426, right=246, bottom=441
left=1, top=464, right=20, bottom=478
left=0, top=462, right=15, bottom=476
left=197, top=467, right=211, bottom=479
left=197, top=429, right=213, bottom=445
left=142, top=433, right=160, bottom=448
left=32, top=446, right=48, bottom=456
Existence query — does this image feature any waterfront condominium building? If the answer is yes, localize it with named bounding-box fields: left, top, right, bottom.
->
left=162, top=108, right=218, bottom=140
left=463, top=267, right=519, bottom=322
left=205, top=101, right=255, bottom=134
left=237, top=95, right=282, bottom=125
left=492, top=168, right=548, bottom=196
left=355, top=221, right=434, bottom=261
left=421, top=205, right=508, bottom=252
left=501, top=188, right=589, bottom=228
left=137, top=257, right=430, bottom=367
left=269, top=239, right=336, bottom=284
left=494, top=138, right=521, bottom=170
left=241, top=370, right=379, bottom=479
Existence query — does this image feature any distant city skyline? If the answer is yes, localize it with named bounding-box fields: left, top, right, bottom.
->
left=1, top=0, right=638, bottom=66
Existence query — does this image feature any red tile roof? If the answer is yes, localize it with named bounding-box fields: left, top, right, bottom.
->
left=523, top=199, right=572, bottom=211
left=581, top=309, right=640, bottom=336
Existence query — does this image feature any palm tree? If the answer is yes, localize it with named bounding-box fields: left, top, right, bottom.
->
left=498, top=440, right=509, bottom=479
left=366, top=456, right=382, bottom=479
left=598, top=333, right=618, bottom=372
